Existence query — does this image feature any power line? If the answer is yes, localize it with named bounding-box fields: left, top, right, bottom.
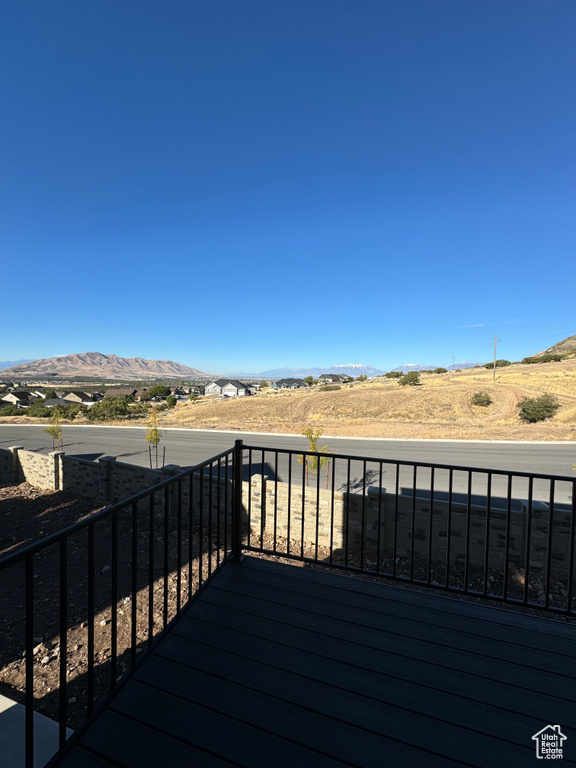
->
left=491, top=336, right=502, bottom=382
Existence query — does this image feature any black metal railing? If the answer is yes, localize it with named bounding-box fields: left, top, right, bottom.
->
left=1, top=438, right=575, bottom=766
left=0, top=446, right=237, bottom=768
left=240, top=442, right=576, bottom=616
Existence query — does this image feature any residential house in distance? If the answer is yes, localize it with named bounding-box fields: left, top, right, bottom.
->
left=272, top=378, right=306, bottom=390
left=205, top=379, right=250, bottom=397
left=62, top=391, right=93, bottom=404
left=1, top=391, right=38, bottom=407
left=104, top=388, right=138, bottom=398
left=318, top=373, right=347, bottom=384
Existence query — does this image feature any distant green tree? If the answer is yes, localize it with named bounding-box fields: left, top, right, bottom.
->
left=484, top=360, right=511, bottom=369
left=433, top=368, right=448, bottom=374
left=45, top=390, right=58, bottom=400
left=139, top=385, right=171, bottom=401
left=355, top=374, right=368, bottom=381
left=384, top=371, right=403, bottom=379
left=260, top=380, right=269, bottom=388
left=398, top=371, right=420, bottom=386
left=304, top=376, right=315, bottom=387
left=86, top=396, right=132, bottom=421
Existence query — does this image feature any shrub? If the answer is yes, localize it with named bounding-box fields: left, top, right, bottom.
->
left=26, top=402, right=51, bottom=417
left=87, top=396, right=132, bottom=421
left=139, top=385, right=171, bottom=401
left=165, top=395, right=177, bottom=408
left=320, top=385, right=341, bottom=391
left=522, top=354, right=563, bottom=365
left=355, top=375, right=367, bottom=382
left=484, top=360, right=511, bottom=369
left=398, top=371, right=420, bottom=386
left=433, top=367, right=448, bottom=374
left=0, top=405, right=21, bottom=416
left=470, top=391, right=492, bottom=407
left=517, top=393, right=560, bottom=423
left=384, top=371, right=403, bottom=379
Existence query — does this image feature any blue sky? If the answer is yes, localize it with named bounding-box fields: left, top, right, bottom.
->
left=1, top=1, right=574, bottom=374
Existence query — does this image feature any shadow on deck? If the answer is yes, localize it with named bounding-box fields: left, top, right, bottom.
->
left=54, top=556, right=576, bottom=768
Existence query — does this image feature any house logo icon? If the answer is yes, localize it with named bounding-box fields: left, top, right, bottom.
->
left=532, top=725, right=567, bottom=759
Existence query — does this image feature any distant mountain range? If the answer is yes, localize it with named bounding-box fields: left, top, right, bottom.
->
left=0, top=359, right=34, bottom=370
left=231, top=364, right=385, bottom=379
left=390, top=362, right=485, bottom=373
left=1, top=352, right=212, bottom=379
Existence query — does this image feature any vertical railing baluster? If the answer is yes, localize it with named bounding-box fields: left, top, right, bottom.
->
left=545, top=480, right=555, bottom=609
left=330, top=457, right=336, bottom=567
left=59, top=538, right=68, bottom=750
left=216, top=460, right=221, bottom=564
left=523, top=477, right=534, bottom=604
left=25, top=554, right=34, bottom=768
left=199, top=468, right=204, bottom=585
left=189, top=473, right=195, bottom=594
left=427, top=467, right=435, bottom=585
left=87, top=523, right=95, bottom=717
left=483, top=473, right=492, bottom=596
left=260, top=450, right=265, bottom=549
left=274, top=451, right=279, bottom=553
left=360, top=460, right=367, bottom=571
left=177, top=479, right=183, bottom=614
left=163, top=486, right=169, bottom=628
left=148, top=493, right=155, bottom=646
left=503, top=475, right=512, bottom=602
left=410, top=466, right=417, bottom=581
left=315, top=453, right=321, bottom=562
left=224, top=455, right=229, bottom=556
left=232, top=441, right=243, bottom=559
left=208, top=462, right=213, bottom=577
left=301, top=453, right=306, bottom=559
left=344, top=459, right=351, bottom=568
left=131, top=502, right=138, bottom=668
left=110, top=509, right=118, bottom=690
left=287, top=453, right=292, bottom=556
left=445, top=468, right=453, bottom=589
left=248, top=448, right=253, bottom=548
left=464, top=472, right=472, bottom=593
left=567, top=480, right=576, bottom=615
left=393, top=463, right=400, bottom=578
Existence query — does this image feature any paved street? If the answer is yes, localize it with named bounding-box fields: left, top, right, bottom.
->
left=1, top=424, right=574, bottom=507
left=0, top=424, right=574, bottom=475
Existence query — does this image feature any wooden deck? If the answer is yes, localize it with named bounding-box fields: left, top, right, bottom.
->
left=55, top=556, right=576, bottom=768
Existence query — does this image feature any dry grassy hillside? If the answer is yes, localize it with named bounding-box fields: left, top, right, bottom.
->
left=158, top=359, right=576, bottom=440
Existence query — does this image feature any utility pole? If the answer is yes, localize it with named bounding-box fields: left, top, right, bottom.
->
left=491, top=336, right=502, bottom=382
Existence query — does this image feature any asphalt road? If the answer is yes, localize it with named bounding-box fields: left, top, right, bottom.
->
left=0, top=424, right=574, bottom=475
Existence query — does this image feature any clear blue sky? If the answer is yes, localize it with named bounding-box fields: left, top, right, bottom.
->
left=1, top=1, right=574, bottom=374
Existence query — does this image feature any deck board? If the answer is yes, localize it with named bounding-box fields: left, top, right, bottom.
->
left=55, top=556, right=576, bottom=767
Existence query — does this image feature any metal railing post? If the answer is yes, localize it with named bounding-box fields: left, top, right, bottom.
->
left=232, top=439, right=244, bottom=559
